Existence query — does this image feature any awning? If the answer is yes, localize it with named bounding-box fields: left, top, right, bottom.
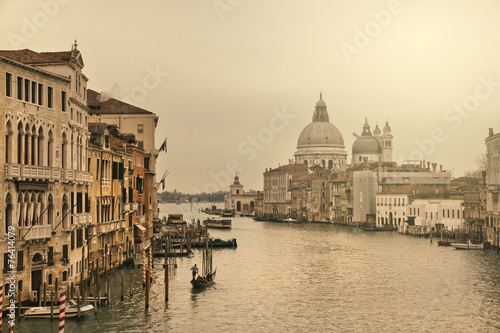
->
left=134, top=224, right=146, bottom=232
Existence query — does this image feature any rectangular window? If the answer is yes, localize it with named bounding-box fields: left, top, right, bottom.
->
left=24, top=79, right=30, bottom=102
left=138, top=141, right=144, bottom=150
left=3, top=253, right=9, bottom=271
left=137, top=124, right=144, bottom=133
left=62, top=245, right=68, bottom=260
left=17, top=76, right=23, bottom=100
left=5, top=73, right=12, bottom=97
left=71, top=231, right=75, bottom=250
left=62, top=91, right=67, bottom=111
left=17, top=251, right=24, bottom=271
left=47, top=86, right=53, bottom=108
left=48, top=247, right=54, bottom=264
left=31, top=81, right=37, bottom=104
left=37, top=83, right=43, bottom=106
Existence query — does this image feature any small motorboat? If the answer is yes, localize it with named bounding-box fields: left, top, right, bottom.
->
left=23, top=300, right=94, bottom=319
left=204, top=218, right=231, bottom=229
left=452, top=240, right=484, bottom=250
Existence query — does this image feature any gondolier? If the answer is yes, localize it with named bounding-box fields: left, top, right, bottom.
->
left=191, top=264, right=199, bottom=280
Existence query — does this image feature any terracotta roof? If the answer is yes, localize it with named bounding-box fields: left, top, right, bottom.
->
left=266, top=163, right=308, bottom=173
left=87, top=89, right=154, bottom=115
left=331, top=174, right=347, bottom=183
left=0, top=49, right=76, bottom=64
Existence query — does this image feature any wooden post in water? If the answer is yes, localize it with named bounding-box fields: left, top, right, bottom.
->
left=77, top=288, right=81, bottom=318
left=38, top=284, right=42, bottom=306
left=165, top=260, right=169, bottom=302
left=93, top=280, right=98, bottom=315
left=149, top=247, right=153, bottom=282
left=50, top=290, right=54, bottom=320
left=43, top=282, right=47, bottom=307
left=55, top=278, right=59, bottom=304
left=121, top=270, right=124, bottom=301
left=17, top=288, right=21, bottom=322
left=70, top=282, right=74, bottom=300
left=107, top=276, right=110, bottom=306
left=97, top=275, right=101, bottom=308
left=130, top=270, right=133, bottom=297
left=145, top=269, right=150, bottom=309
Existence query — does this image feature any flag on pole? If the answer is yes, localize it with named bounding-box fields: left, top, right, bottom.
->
left=159, top=138, right=167, bottom=152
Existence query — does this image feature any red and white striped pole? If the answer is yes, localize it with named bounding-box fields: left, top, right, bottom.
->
left=0, top=281, right=3, bottom=331
left=142, top=249, right=146, bottom=287
left=59, top=287, right=66, bottom=333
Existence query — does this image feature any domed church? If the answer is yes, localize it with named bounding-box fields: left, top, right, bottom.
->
left=294, top=93, right=348, bottom=171
left=352, top=118, right=393, bottom=164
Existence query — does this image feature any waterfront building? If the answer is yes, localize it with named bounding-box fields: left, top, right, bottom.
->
left=294, top=94, right=348, bottom=171
left=87, top=90, right=159, bottom=242
left=330, top=172, right=347, bottom=222
left=486, top=127, right=500, bottom=243
left=407, top=199, right=464, bottom=231
left=351, top=161, right=451, bottom=224
left=87, top=123, right=133, bottom=273
left=352, top=119, right=393, bottom=164
left=262, top=163, right=309, bottom=218
left=0, top=45, right=92, bottom=302
left=376, top=184, right=447, bottom=228
left=224, top=174, right=258, bottom=215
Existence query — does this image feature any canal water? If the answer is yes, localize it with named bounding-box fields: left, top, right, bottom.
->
left=10, top=203, right=500, bottom=332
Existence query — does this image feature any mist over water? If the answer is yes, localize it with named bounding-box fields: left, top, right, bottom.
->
left=12, top=203, right=500, bottom=332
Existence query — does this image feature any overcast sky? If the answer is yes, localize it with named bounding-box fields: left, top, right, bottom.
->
left=2, top=0, right=500, bottom=193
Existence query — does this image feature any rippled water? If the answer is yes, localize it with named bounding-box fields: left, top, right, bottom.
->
left=11, top=203, right=500, bottom=332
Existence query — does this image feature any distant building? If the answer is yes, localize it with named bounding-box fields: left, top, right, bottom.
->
left=224, top=175, right=258, bottom=215
left=352, top=118, right=393, bottom=164
left=351, top=161, right=452, bottom=224
left=262, top=163, right=309, bottom=218
left=408, top=199, right=464, bottom=231
left=486, top=127, right=500, bottom=243
left=294, top=94, right=348, bottom=171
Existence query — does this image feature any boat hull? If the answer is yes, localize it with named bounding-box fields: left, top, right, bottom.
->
left=23, top=304, right=94, bottom=319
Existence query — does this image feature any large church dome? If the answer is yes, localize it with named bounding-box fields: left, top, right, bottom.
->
left=294, top=93, right=348, bottom=171
left=297, top=122, right=344, bottom=146
left=352, top=135, right=381, bottom=154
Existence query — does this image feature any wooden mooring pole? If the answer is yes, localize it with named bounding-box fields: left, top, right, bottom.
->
left=130, top=270, right=134, bottom=297
left=145, top=269, right=150, bottom=309
left=121, top=270, right=124, bottom=301
left=50, top=290, right=54, bottom=320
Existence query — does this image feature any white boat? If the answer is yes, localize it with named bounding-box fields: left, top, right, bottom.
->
left=452, top=240, right=484, bottom=250
left=204, top=218, right=231, bottom=229
left=23, top=300, right=94, bottom=318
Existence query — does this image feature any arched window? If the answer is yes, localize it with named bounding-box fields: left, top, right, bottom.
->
left=48, top=195, right=54, bottom=226
left=31, top=125, right=36, bottom=165
left=5, top=194, right=13, bottom=234
left=47, top=130, right=54, bottom=167
left=37, top=127, right=44, bottom=166
left=328, top=160, right=333, bottom=169
left=5, top=121, right=13, bottom=163
left=62, top=195, right=69, bottom=229
left=322, top=160, right=325, bottom=167
left=24, top=123, right=30, bottom=165
left=304, top=160, right=308, bottom=166
left=17, top=122, right=24, bottom=164
left=61, top=132, right=67, bottom=169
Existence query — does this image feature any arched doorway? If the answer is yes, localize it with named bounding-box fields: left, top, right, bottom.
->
left=236, top=201, right=241, bottom=212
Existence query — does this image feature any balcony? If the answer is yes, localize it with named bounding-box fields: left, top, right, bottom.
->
left=97, top=220, right=122, bottom=234
left=18, top=225, right=52, bottom=241
left=73, top=213, right=92, bottom=225
left=5, top=163, right=61, bottom=182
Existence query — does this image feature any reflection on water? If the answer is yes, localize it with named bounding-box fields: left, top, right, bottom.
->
left=10, top=203, right=500, bottom=332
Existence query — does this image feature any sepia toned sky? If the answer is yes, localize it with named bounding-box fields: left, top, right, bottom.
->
left=2, top=0, right=500, bottom=193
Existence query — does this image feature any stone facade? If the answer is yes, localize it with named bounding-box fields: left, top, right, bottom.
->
left=224, top=175, right=258, bottom=215
left=0, top=46, right=92, bottom=302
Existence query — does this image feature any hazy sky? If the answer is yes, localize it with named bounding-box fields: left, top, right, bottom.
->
left=2, top=0, right=500, bottom=193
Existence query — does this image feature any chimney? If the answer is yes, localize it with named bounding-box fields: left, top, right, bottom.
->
left=423, top=160, right=426, bottom=169
left=440, top=164, right=443, bottom=172
left=427, top=162, right=431, bottom=170
left=482, top=171, right=487, bottom=187
left=489, top=128, right=494, bottom=137
left=432, top=163, right=437, bottom=173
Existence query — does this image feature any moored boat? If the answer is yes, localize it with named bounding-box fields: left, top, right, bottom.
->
left=452, top=240, right=484, bottom=250
left=23, top=300, right=94, bottom=319
left=204, top=217, right=232, bottom=229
